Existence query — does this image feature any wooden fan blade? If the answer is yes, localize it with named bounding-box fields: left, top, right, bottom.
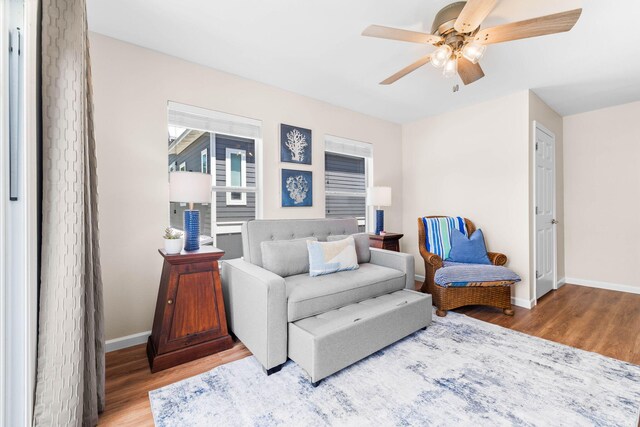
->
left=362, top=25, right=442, bottom=45
left=457, top=57, right=485, bottom=85
left=454, top=0, right=497, bottom=34
left=380, top=55, right=432, bottom=85
left=474, top=8, right=582, bottom=45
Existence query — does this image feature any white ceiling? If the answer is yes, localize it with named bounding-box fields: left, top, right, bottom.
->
left=87, top=0, right=640, bottom=123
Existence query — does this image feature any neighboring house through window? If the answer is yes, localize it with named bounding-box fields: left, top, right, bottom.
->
left=201, top=148, right=208, bottom=173
left=167, top=102, right=261, bottom=259
left=225, top=147, right=246, bottom=205
left=324, top=135, right=373, bottom=232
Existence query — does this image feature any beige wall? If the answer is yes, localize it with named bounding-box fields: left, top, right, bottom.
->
left=563, top=101, right=640, bottom=289
left=93, top=29, right=637, bottom=340
left=401, top=91, right=532, bottom=304
left=90, top=33, right=403, bottom=340
left=528, top=91, right=565, bottom=298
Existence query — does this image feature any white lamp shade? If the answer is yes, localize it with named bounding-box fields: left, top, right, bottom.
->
left=169, top=172, right=212, bottom=204
left=366, top=186, right=392, bottom=207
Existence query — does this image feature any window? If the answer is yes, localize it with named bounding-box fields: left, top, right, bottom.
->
left=200, top=148, right=208, bottom=173
left=225, top=148, right=246, bottom=205
left=167, top=102, right=261, bottom=259
left=169, top=161, right=177, bottom=172
left=324, top=136, right=373, bottom=232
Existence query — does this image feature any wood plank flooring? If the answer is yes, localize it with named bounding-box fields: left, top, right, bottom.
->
left=99, top=284, right=640, bottom=425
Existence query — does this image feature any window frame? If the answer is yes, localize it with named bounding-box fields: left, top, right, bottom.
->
left=178, top=161, right=186, bottom=171
left=200, top=148, right=208, bottom=173
left=225, top=147, right=247, bottom=206
left=324, top=138, right=373, bottom=231
left=167, top=102, right=263, bottom=252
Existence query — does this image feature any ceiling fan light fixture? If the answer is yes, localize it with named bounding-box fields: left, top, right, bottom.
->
left=431, top=44, right=453, bottom=68
left=443, top=56, right=458, bottom=78
left=462, top=42, right=486, bottom=64
left=364, top=4, right=582, bottom=87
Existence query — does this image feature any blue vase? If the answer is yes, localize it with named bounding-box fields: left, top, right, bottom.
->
left=183, top=210, right=200, bottom=251
left=375, top=209, right=384, bottom=235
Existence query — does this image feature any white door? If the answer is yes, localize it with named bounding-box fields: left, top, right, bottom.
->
left=535, top=123, right=556, bottom=299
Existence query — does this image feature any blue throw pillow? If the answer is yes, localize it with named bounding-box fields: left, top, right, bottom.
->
left=446, top=229, right=491, bottom=265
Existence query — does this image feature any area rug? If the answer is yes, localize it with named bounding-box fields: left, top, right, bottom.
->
left=149, top=311, right=640, bottom=426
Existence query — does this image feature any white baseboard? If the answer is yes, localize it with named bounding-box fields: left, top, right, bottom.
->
left=511, top=297, right=534, bottom=309
left=564, top=277, right=640, bottom=295
left=105, top=330, right=151, bottom=353
left=557, top=277, right=566, bottom=288
left=414, top=275, right=533, bottom=309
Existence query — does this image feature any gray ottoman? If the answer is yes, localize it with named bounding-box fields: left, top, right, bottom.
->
left=288, top=289, right=432, bottom=384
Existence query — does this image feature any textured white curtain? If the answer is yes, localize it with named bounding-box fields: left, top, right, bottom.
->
left=33, top=0, right=105, bottom=425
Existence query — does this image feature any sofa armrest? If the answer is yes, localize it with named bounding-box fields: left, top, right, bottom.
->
left=487, top=252, right=507, bottom=266
left=220, top=258, right=287, bottom=370
left=369, top=248, right=415, bottom=289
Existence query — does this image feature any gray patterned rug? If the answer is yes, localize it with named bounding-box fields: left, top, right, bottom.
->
left=149, top=310, right=640, bottom=426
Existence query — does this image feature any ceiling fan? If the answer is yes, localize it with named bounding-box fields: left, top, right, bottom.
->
left=362, top=1, right=582, bottom=86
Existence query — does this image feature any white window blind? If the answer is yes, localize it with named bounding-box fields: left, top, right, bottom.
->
left=324, top=135, right=373, bottom=230
left=325, top=135, right=373, bottom=159
left=168, top=101, right=262, bottom=140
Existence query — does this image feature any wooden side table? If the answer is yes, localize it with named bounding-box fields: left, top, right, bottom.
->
left=147, top=246, right=233, bottom=372
left=368, top=232, right=404, bottom=252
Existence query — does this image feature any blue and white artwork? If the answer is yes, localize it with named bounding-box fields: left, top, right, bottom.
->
left=281, top=124, right=312, bottom=165
left=281, top=169, right=312, bottom=207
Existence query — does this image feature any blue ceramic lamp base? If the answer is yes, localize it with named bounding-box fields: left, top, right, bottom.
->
left=184, top=210, right=200, bottom=251
left=375, top=209, right=384, bottom=235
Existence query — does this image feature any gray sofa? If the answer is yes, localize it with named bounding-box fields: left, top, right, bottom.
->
left=221, top=218, right=432, bottom=384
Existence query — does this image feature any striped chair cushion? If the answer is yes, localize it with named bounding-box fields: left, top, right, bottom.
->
left=435, top=262, right=521, bottom=288
left=421, top=216, right=468, bottom=260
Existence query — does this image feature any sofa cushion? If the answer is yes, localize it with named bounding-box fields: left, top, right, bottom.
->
left=307, top=237, right=359, bottom=277
left=242, top=219, right=359, bottom=267
left=261, top=237, right=317, bottom=277
left=327, top=233, right=371, bottom=264
left=285, top=263, right=406, bottom=322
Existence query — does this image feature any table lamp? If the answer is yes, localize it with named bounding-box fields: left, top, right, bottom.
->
left=169, top=172, right=212, bottom=251
left=366, top=186, right=391, bottom=235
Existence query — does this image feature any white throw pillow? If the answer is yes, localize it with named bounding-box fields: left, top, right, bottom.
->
left=307, top=236, right=359, bottom=277
left=327, top=233, right=371, bottom=264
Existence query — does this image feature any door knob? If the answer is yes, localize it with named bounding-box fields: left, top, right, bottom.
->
left=551, top=219, right=558, bottom=225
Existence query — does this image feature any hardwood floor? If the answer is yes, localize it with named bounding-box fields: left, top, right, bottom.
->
left=455, top=284, right=640, bottom=365
left=100, top=342, right=252, bottom=426
left=100, top=283, right=640, bottom=425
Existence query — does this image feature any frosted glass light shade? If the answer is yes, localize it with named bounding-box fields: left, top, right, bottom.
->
left=366, top=186, right=392, bottom=207
left=443, top=57, right=458, bottom=78
left=431, top=45, right=452, bottom=68
left=169, top=172, right=212, bottom=204
left=462, top=42, right=486, bottom=64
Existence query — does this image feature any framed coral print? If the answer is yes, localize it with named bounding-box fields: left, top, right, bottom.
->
left=281, top=169, right=312, bottom=207
left=280, top=124, right=312, bottom=165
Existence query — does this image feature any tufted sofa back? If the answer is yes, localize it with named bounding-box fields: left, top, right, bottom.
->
left=241, top=218, right=359, bottom=267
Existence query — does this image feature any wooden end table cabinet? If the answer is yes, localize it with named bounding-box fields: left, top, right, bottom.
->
left=368, top=232, right=404, bottom=252
left=147, top=246, right=233, bottom=372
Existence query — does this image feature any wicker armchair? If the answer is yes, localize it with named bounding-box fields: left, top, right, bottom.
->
left=418, top=216, right=514, bottom=317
